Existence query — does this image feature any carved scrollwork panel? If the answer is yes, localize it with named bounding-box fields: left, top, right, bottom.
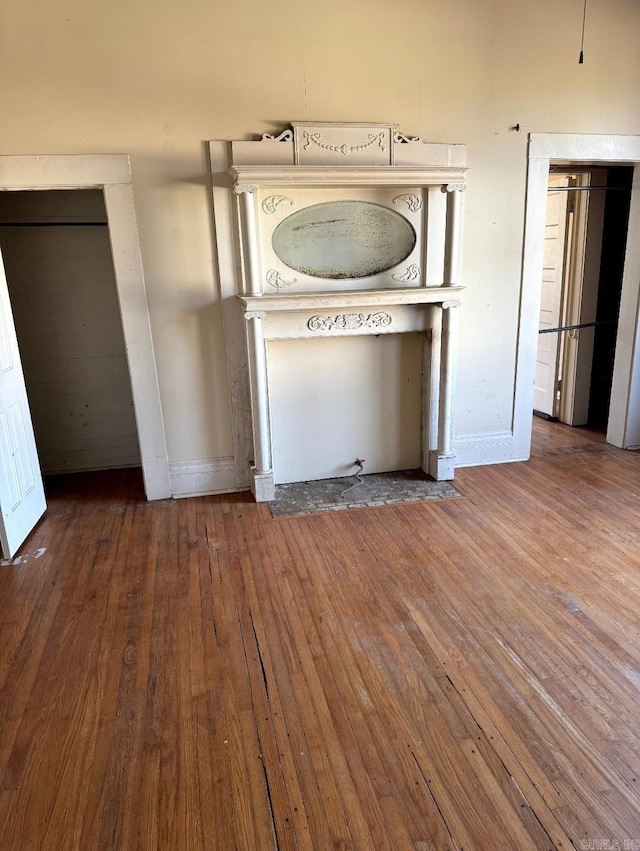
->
left=391, top=264, right=421, bottom=283
left=261, top=129, right=294, bottom=142
left=266, top=269, right=298, bottom=290
left=262, top=195, right=295, bottom=215
left=307, top=312, right=392, bottom=332
left=392, top=194, right=423, bottom=213
left=394, top=131, right=423, bottom=144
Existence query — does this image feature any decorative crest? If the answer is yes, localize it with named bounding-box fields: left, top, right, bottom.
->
left=261, top=129, right=293, bottom=142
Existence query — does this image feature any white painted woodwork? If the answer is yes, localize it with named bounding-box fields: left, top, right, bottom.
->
left=534, top=175, right=569, bottom=417
left=234, top=185, right=262, bottom=295
left=211, top=125, right=466, bottom=499
left=230, top=165, right=467, bottom=188
left=169, top=456, right=236, bottom=498
left=0, top=191, right=141, bottom=474
left=425, top=187, right=447, bottom=285
left=517, top=134, right=640, bottom=460
left=238, top=287, right=463, bottom=495
left=0, top=156, right=170, bottom=500
left=0, top=249, right=46, bottom=557
left=291, top=122, right=396, bottom=166
left=244, top=311, right=274, bottom=500
left=611, top=165, right=640, bottom=448
left=559, top=171, right=606, bottom=427
left=430, top=299, right=460, bottom=479
left=443, top=185, right=465, bottom=285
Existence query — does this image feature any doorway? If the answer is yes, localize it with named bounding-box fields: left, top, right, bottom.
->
left=0, top=156, right=170, bottom=555
left=516, top=134, right=640, bottom=461
left=533, top=166, right=632, bottom=431
left=0, top=155, right=169, bottom=504
left=0, top=189, right=142, bottom=476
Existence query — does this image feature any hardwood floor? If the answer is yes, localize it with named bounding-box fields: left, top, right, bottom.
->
left=0, top=419, right=639, bottom=849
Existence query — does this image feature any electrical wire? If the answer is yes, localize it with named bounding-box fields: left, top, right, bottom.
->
left=340, top=460, right=366, bottom=499
left=579, top=0, right=587, bottom=64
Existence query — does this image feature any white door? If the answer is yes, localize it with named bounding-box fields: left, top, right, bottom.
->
left=0, top=249, right=46, bottom=557
left=534, top=175, right=570, bottom=416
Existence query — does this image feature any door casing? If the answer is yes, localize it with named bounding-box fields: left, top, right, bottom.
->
left=517, top=134, right=640, bottom=456
left=0, top=156, right=170, bottom=499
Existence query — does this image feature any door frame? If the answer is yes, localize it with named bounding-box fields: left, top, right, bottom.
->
left=557, top=169, right=606, bottom=426
left=0, top=155, right=170, bottom=499
left=516, top=133, right=640, bottom=456
left=533, top=173, right=571, bottom=419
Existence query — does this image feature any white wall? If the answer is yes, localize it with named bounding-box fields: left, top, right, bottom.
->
left=0, top=191, right=141, bottom=474
left=1, top=0, right=638, bottom=491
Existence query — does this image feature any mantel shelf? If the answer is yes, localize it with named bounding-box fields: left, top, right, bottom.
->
left=230, top=165, right=467, bottom=187
left=239, top=286, right=464, bottom=314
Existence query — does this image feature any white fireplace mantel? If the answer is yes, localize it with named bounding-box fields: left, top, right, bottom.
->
left=230, top=165, right=467, bottom=187
left=209, top=123, right=467, bottom=501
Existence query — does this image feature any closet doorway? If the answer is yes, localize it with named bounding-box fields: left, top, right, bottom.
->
left=0, top=189, right=141, bottom=477
left=533, top=166, right=633, bottom=431
left=0, top=155, right=169, bottom=556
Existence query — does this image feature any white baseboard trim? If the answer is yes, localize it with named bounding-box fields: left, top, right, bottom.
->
left=170, top=434, right=529, bottom=498
left=453, top=430, right=528, bottom=468
left=170, top=456, right=246, bottom=498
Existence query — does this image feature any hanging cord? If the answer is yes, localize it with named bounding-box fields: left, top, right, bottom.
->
left=340, top=459, right=366, bottom=499
left=579, top=0, right=587, bottom=64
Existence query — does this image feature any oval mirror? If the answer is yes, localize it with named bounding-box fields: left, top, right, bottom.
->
left=271, top=200, right=416, bottom=279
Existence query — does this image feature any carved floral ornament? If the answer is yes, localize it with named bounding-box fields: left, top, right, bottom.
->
left=307, top=312, right=392, bottom=332
left=392, top=194, right=423, bottom=213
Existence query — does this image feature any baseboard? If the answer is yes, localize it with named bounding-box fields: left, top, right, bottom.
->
left=169, top=456, right=244, bottom=498
left=453, top=430, right=528, bottom=468
left=169, top=434, right=528, bottom=498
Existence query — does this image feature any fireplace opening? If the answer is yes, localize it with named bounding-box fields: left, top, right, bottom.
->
left=268, top=333, right=423, bottom=484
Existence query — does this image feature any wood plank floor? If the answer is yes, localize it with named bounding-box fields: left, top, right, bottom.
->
left=0, top=418, right=639, bottom=849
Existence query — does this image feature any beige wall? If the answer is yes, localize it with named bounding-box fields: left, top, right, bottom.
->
left=1, top=0, right=639, bottom=470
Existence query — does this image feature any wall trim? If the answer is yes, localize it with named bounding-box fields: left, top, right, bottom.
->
left=453, top=430, right=521, bottom=468
left=170, top=457, right=244, bottom=498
